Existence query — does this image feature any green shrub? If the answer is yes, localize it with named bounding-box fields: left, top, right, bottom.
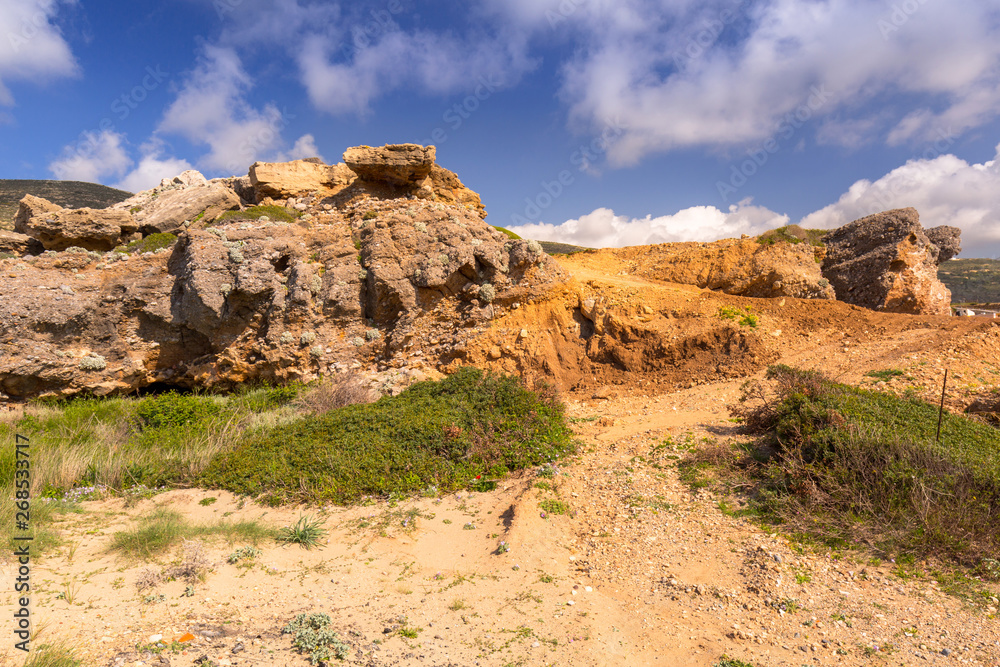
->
left=716, top=306, right=758, bottom=328
left=118, top=233, right=177, bottom=255
left=731, top=365, right=1000, bottom=566
left=756, top=224, right=826, bottom=247
left=135, top=391, right=222, bottom=430
left=214, top=205, right=300, bottom=225
left=539, top=498, right=569, bottom=515
left=200, top=367, right=576, bottom=504
left=283, top=613, right=350, bottom=664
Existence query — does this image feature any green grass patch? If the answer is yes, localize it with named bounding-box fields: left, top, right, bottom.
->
left=116, top=233, right=177, bottom=255
left=22, top=641, right=83, bottom=667
left=214, top=204, right=300, bottom=225
left=539, top=498, right=569, bottom=515
left=109, top=507, right=276, bottom=560
left=199, top=367, right=575, bottom=505
left=865, top=369, right=906, bottom=382
left=283, top=613, right=350, bottom=664
left=756, top=224, right=826, bottom=247
left=492, top=225, right=522, bottom=240
left=730, top=365, right=1000, bottom=568
left=716, top=306, right=758, bottom=328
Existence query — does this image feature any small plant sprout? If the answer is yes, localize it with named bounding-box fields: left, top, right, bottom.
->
left=496, top=541, right=510, bottom=554
left=277, top=515, right=328, bottom=549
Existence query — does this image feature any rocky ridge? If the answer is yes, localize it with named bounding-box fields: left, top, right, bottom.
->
left=0, top=145, right=556, bottom=400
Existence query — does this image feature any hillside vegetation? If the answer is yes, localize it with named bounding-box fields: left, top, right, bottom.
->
left=938, top=258, right=1000, bottom=305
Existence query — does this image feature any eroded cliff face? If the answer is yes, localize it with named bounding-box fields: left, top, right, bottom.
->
left=0, top=146, right=558, bottom=400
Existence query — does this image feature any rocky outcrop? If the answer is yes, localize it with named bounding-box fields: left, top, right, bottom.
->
left=821, top=208, right=955, bottom=316
left=343, top=144, right=436, bottom=186
left=249, top=160, right=356, bottom=201
left=112, top=173, right=242, bottom=235
left=926, top=225, right=962, bottom=263
left=0, top=151, right=566, bottom=400
left=0, top=230, right=31, bottom=255
left=601, top=238, right=835, bottom=300
left=14, top=194, right=137, bottom=251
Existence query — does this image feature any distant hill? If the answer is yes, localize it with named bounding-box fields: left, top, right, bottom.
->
left=0, top=179, right=133, bottom=230
left=938, top=258, right=1000, bottom=306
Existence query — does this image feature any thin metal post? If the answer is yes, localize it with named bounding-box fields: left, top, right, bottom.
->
left=936, top=369, right=949, bottom=443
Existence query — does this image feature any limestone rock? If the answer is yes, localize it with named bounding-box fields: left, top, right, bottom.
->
left=0, top=230, right=31, bottom=255
left=249, top=160, right=356, bottom=200
left=603, top=238, right=834, bottom=300
left=14, top=194, right=135, bottom=251
left=821, top=208, right=954, bottom=316
left=343, top=144, right=436, bottom=186
left=423, top=165, right=487, bottom=218
left=133, top=183, right=240, bottom=235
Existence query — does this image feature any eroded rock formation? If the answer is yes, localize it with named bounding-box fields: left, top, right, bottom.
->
left=821, top=208, right=958, bottom=316
left=0, top=145, right=561, bottom=400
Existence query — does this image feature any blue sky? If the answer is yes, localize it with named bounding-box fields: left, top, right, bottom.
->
left=2, top=0, right=1000, bottom=257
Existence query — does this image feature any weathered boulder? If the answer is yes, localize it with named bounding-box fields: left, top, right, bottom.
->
left=249, top=160, right=356, bottom=201
left=0, top=230, right=31, bottom=255
left=343, top=144, right=436, bottom=185
left=14, top=194, right=136, bottom=251
left=111, top=171, right=241, bottom=234
left=821, top=208, right=954, bottom=316
left=137, top=183, right=240, bottom=235
left=598, top=238, right=835, bottom=299
left=926, top=225, right=962, bottom=263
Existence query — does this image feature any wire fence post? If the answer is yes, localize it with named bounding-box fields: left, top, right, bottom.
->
left=936, top=369, right=949, bottom=442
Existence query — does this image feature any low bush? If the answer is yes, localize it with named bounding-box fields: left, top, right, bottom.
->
left=200, top=367, right=576, bottom=504
left=730, top=365, right=1000, bottom=568
left=214, top=205, right=300, bottom=225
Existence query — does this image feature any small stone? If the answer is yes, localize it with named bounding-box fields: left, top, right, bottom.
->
left=148, top=634, right=163, bottom=643
left=941, top=648, right=952, bottom=656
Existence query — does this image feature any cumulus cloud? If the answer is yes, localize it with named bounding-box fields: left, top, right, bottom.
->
left=509, top=199, right=788, bottom=249
left=511, top=0, right=1000, bottom=165
left=49, top=130, right=132, bottom=183
left=297, top=28, right=534, bottom=115
left=0, top=0, right=79, bottom=106
left=158, top=45, right=313, bottom=174
left=800, top=144, right=1000, bottom=258
left=48, top=131, right=194, bottom=192
left=113, top=139, right=194, bottom=193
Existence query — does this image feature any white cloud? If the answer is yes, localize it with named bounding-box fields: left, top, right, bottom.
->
left=113, top=139, right=194, bottom=193
left=157, top=45, right=304, bottom=174
left=48, top=131, right=194, bottom=192
left=296, top=26, right=534, bottom=115
left=521, top=0, right=1000, bottom=165
left=800, top=144, right=1000, bottom=258
left=509, top=199, right=788, bottom=248
left=49, top=130, right=131, bottom=183
left=272, top=134, right=323, bottom=163
left=0, top=0, right=79, bottom=106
